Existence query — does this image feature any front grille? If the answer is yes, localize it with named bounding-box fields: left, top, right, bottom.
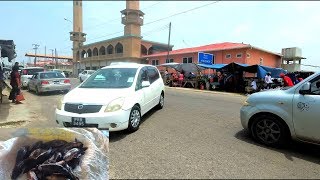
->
left=64, top=103, right=102, bottom=114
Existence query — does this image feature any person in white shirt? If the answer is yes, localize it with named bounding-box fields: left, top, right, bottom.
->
left=251, top=79, right=257, bottom=91
left=264, top=72, right=273, bottom=89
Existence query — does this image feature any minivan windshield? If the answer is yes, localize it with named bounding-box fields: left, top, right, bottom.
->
left=80, top=68, right=138, bottom=89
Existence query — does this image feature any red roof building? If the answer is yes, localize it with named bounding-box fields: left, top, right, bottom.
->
left=143, top=42, right=282, bottom=68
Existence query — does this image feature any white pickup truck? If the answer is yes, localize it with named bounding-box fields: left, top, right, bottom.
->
left=240, top=72, right=320, bottom=147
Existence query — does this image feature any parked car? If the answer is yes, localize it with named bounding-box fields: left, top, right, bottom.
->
left=20, top=67, right=45, bottom=89
left=240, top=72, right=320, bottom=147
left=55, top=63, right=165, bottom=132
left=27, top=71, right=71, bottom=95
left=79, top=70, right=95, bottom=82
left=52, top=69, right=66, bottom=77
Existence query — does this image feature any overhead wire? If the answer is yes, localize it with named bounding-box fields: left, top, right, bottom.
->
left=59, top=1, right=219, bottom=53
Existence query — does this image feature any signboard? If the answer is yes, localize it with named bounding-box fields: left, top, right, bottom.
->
left=198, top=52, right=214, bottom=65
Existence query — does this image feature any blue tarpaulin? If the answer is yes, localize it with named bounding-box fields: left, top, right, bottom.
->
left=243, top=65, right=287, bottom=78
left=256, top=65, right=287, bottom=78
left=197, top=63, right=227, bottom=69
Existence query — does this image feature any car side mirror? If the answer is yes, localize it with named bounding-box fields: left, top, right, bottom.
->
left=141, top=81, right=151, bottom=88
left=299, top=82, right=311, bottom=95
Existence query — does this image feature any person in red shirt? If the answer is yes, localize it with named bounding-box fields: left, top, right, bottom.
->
left=9, top=62, right=22, bottom=104
left=280, top=73, right=294, bottom=87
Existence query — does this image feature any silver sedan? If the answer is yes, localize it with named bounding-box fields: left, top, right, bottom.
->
left=27, top=72, right=71, bottom=95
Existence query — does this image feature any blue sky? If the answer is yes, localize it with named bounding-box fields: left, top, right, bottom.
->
left=1, top=1, right=320, bottom=71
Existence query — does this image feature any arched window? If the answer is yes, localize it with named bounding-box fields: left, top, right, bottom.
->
left=115, top=43, right=123, bottom=54
left=99, top=46, right=106, bottom=55
left=81, top=50, right=86, bottom=58
left=148, top=47, right=154, bottom=55
left=141, top=45, right=148, bottom=55
left=107, top=45, right=114, bottom=55
left=93, top=47, right=98, bottom=56
left=87, top=49, right=92, bottom=57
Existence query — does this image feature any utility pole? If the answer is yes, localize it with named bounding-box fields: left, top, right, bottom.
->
left=55, top=48, right=58, bottom=69
left=45, top=46, right=47, bottom=61
left=49, top=49, right=54, bottom=62
left=32, top=44, right=40, bottom=66
left=166, top=22, right=172, bottom=64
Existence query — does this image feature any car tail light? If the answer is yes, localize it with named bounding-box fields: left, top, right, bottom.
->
left=64, top=79, right=70, bottom=84
left=41, top=80, right=49, bottom=85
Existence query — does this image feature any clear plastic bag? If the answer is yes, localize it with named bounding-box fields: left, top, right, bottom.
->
left=0, top=128, right=109, bottom=180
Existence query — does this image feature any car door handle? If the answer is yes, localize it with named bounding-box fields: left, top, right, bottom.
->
left=278, top=101, right=284, bottom=105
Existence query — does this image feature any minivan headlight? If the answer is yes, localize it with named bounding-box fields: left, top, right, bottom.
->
left=105, top=97, right=125, bottom=112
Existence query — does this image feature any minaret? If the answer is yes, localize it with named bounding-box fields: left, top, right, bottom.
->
left=120, top=0, right=144, bottom=61
left=121, top=1, right=144, bottom=37
left=70, top=0, right=86, bottom=74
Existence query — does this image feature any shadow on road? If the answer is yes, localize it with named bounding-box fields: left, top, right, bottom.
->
left=109, top=107, right=158, bottom=143
left=26, top=90, right=67, bottom=96
left=235, top=129, right=320, bottom=165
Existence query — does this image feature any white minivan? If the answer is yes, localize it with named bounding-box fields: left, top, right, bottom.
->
left=55, top=63, right=165, bottom=132
left=240, top=72, right=320, bottom=147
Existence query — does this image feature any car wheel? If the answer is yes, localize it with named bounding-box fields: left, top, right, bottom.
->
left=127, top=105, right=141, bottom=133
left=250, top=115, right=289, bottom=148
left=156, top=93, right=164, bottom=110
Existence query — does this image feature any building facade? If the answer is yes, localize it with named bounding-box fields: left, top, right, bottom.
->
left=143, top=42, right=282, bottom=69
left=70, top=0, right=172, bottom=73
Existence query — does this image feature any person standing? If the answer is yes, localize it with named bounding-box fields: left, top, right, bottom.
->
left=0, top=66, right=5, bottom=96
left=280, top=73, right=294, bottom=87
left=264, top=72, right=273, bottom=89
left=9, top=63, right=22, bottom=104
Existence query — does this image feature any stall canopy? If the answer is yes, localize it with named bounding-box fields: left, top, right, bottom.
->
left=198, top=62, right=249, bottom=72
left=243, top=65, right=287, bottom=78
left=158, top=63, right=205, bottom=74
left=197, top=64, right=227, bottom=69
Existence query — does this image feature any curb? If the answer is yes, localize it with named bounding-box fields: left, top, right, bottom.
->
left=165, top=86, right=246, bottom=97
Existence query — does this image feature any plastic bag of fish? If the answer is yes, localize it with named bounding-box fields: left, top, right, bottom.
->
left=0, top=128, right=109, bottom=180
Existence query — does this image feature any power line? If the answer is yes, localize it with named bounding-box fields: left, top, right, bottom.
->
left=85, top=2, right=162, bottom=31
left=144, top=1, right=220, bottom=26
left=59, top=1, right=219, bottom=52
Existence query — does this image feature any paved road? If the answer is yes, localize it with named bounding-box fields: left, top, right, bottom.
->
left=2, top=80, right=320, bottom=178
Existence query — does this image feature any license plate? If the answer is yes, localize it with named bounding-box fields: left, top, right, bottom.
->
left=54, top=81, right=60, bottom=84
left=71, top=117, right=86, bottom=127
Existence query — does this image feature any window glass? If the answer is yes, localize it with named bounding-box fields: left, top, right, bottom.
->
left=183, top=57, right=193, bottom=63
left=40, top=72, right=65, bottom=79
left=80, top=68, right=138, bottom=89
left=310, top=76, right=320, bottom=95
left=236, top=54, right=242, bottom=58
left=147, top=67, right=160, bottom=84
left=22, top=68, right=44, bottom=75
left=136, top=67, right=148, bottom=91
left=152, top=60, right=159, bottom=66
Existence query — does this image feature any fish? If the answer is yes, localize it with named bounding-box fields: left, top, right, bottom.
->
left=15, top=146, right=30, bottom=165
left=21, top=148, right=53, bottom=174
left=63, top=148, right=80, bottom=162
left=12, top=139, right=86, bottom=180
left=26, top=171, right=38, bottom=180
left=37, top=164, right=79, bottom=180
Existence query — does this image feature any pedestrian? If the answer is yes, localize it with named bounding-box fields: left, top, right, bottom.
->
left=0, top=66, right=5, bottom=96
left=9, top=62, right=22, bottom=104
left=264, top=72, right=273, bottom=89
left=280, top=73, right=294, bottom=87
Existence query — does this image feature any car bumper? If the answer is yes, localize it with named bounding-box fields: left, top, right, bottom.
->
left=39, top=84, right=71, bottom=92
left=55, top=108, right=131, bottom=131
left=240, top=105, right=259, bottom=129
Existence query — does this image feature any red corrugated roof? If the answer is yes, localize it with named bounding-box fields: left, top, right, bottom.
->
left=142, top=42, right=281, bottom=58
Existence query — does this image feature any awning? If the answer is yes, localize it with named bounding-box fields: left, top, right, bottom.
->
left=243, top=65, right=287, bottom=78
left=197, top=63, right=227, bottom=69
